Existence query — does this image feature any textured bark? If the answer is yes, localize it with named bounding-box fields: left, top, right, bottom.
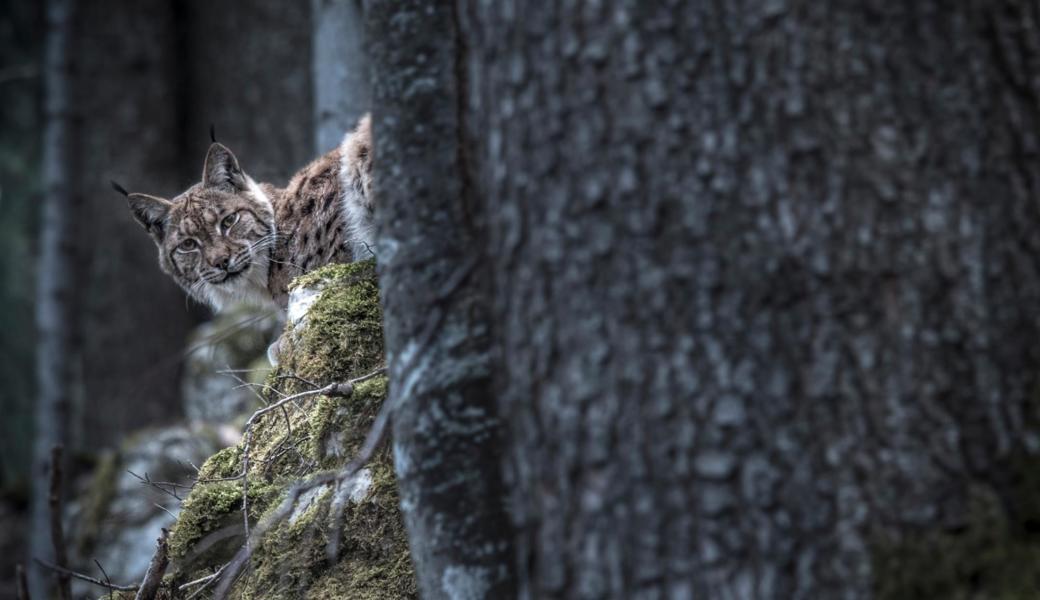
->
left=30, top=1, right=77, bottom=597
left=366, top=1, right=517, bottom=597
left=457, top=1, right=1040, bottom=598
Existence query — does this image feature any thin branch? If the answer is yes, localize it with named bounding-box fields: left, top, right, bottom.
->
left=33, top=559, right=137, bottom=592
left=127, top=470, right=186, bottom=501
left=180, top=561, right=231, bottom=600
left=48, top=446, right=71, bottom=600
left=154, top=503, right=178, bottom=520
left=93, top=559, right=114, bottom=600
left=133, top=528, right=170, bottom=600
left=16, top=564, right=29, bottom=600
left=235, top=368, right=385, bottom=552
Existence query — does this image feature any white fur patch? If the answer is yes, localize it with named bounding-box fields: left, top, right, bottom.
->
left=201, top=259, right=278, bottom=314
left=246, top=176, right=275, bottom=216
left=339, top=128, right=376, bottom=257
left=287, top=284, right=323, bottom=325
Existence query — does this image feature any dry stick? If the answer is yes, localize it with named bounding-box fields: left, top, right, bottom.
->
left=133, top=528, right=170, bottom=600
left=33, top=559, right=137, bottom=592
left=179, top=561, right=231, bottom=600
left=15, top=563, right=30, bottom=600
left=126, top=469, right=187, bottom=501
left=48, top=445, right=71, bottom=600
left=94, top=559, right=114, bottom=600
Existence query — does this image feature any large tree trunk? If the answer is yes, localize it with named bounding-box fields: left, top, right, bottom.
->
left=367, top=1, right=517, bottom=597
left=29, top=0, right=78, bottom=596
left=375, top=1, right=1040, bottom=597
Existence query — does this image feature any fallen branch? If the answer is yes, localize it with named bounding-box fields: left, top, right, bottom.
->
left=48, top=445, right=71, bottom=600
left=212, top=368, right=391, bottom=600
left=180, top=561, right=230, bottom=600
left=33, top=559, right=137, bottom=592
left=235, top=368, right=385, bottom=553
left=133, top=528, right=170, bottom=600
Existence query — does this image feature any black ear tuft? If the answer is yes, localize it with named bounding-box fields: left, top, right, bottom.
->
left=111, top=180, right=129, bottom=197
left=210, top=124, right=217, bottom=143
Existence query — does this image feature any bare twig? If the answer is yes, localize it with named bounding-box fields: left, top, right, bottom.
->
left=16, top=564, right=30, bottom=600
left=180, top=561, right=231, bottom=600
left=231, top=368, right=386, bottom=550
left=93, top=559, right=114, bottom=600
left=133, top=528, right=170, bottom=600
left=33, top=559, right=137, bottom=592
left=127, top=469, right=187, bottom=501
left=247, top=371, right=380, bottom=540
left=154, top=502, right=178, bottom=520
left=48, top=446, right=71, bottom=600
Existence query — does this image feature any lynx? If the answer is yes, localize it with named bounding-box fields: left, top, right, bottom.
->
left=117, top=116, right=374, bottom=312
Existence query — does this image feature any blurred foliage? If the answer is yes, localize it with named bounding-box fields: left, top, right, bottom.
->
left=0, top=0, right=41, bottom=497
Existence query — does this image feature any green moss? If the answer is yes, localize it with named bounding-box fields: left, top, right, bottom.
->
left=197, top=446, right=243, bottom=479
left=168, top=479, right=279, bottom=566
left=163, top=260, right=414, bottom=598
left=76, top=450, right=120, bottom=554
left=233, top=461, right=415, bottom=600
left=873, top=463, right=1040, bottom=599
left=309, top=376, right=388, bottom=467
left=283, top=260, right=384, bottom=382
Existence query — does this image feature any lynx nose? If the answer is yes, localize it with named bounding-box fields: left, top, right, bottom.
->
left=216, top=257, right=230, bottom=271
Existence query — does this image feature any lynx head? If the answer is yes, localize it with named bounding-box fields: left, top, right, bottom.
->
left=120, top=142, right=277, bottom=311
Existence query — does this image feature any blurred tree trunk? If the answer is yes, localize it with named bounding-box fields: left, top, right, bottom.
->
left=75, top=0, right=195, bottom=448
left=312, top=0, right=369, bottom=153
left=312, top=0, right=370, bottom=259
left=373, top=1, right=1040, bottom=597
left=29, top=0, right=78, bottom=596
left=183, top=0, right=314, bottom=185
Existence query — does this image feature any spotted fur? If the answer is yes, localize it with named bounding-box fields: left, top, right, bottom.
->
left=125, top=115, right=374, bottom=312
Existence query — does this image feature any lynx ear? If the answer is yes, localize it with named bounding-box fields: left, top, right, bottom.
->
left=202, top=143, right=246, bottom=191
left=341, top=114, right=373, bottom=198
left=127, top=193, right=172, bottom=238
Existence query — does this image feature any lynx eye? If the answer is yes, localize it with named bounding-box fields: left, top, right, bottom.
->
left=176, top=238, right=199, bottom=252
left=221, top=212, right=240, bottom=232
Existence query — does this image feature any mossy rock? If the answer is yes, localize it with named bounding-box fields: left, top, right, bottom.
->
left=281, top=260, right=385, bottom=382
left=166, top=260, right=416, bottom=598
left=872, top=457, right=1040, bottom=600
